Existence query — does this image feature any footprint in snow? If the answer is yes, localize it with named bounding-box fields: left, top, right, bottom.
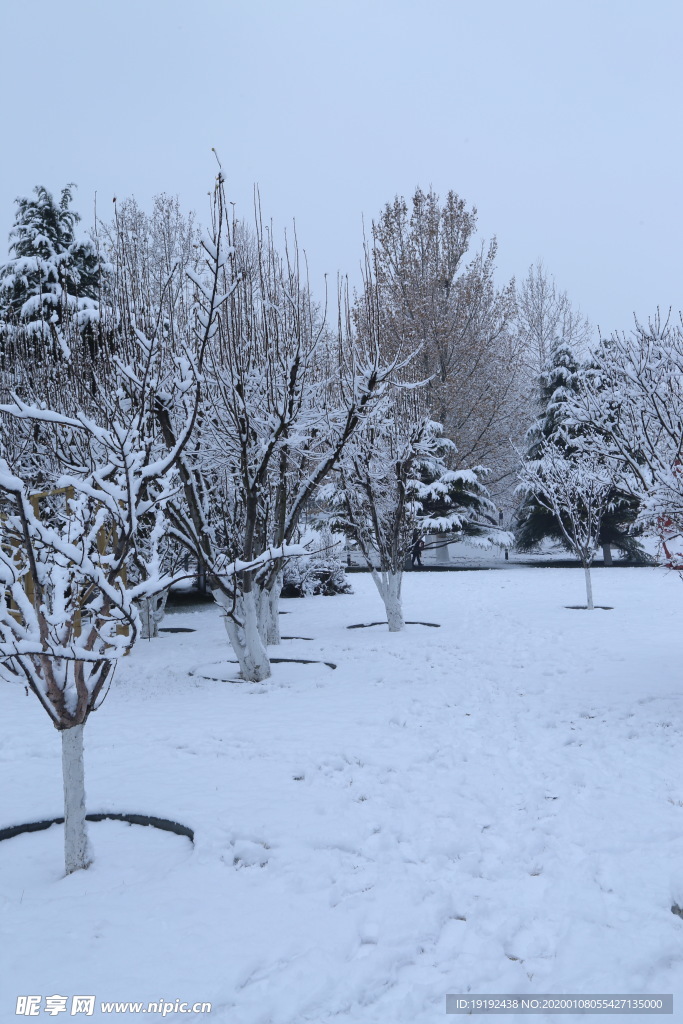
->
left=224, top=838, right=270, bottom=869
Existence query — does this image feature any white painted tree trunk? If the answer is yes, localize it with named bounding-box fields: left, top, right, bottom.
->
left=257, top=579, right=281, bottom=646
left=139, top=591, right=169, bottom=639
left=583, top=563, right=595, bottom=610
left=214, top=589, right=272, bottom=681
left=371, top=570, right=405, bottom=631
left=431, top=535, right=451, bottom=565
left=61, top=724, right=91, bottom=875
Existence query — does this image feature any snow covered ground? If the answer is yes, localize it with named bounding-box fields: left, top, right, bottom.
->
left=1, top=567, right=682, bottom=1023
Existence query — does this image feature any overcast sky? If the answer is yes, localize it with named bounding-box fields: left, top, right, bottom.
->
left=1, top=0, right=681, bottom=334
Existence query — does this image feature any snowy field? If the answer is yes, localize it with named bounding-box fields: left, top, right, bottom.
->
left=1, top=567, right=682, bottom=1023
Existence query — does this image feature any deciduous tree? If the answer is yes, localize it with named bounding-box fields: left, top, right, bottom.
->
left=366, top=187, right=524, bottom=498
left=517, top=441, right=614, bottom=608
left=0, top=300, right=200, bottom=874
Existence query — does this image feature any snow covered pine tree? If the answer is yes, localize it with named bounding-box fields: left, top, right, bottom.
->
left=0, top=184, right=99, bottom=358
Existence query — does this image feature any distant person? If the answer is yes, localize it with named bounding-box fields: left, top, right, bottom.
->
left=411, top=529, right=425, bottom=569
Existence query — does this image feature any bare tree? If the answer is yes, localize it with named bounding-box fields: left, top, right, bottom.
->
left=325, top=269, right=503, bottom=630
left=517, top=440, right=614, bottom=609
left=332, top=398, right=498, bottom=630
left=143, top=175, right=409, bottom=681
left=0, top=304, right=200, bottom=874
left=570, top=312, right=683, bottom=567
left=517, top=262, right=593, bottom=395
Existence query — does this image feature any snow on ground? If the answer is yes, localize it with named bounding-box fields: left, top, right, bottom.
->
left=1, top=567, right=682, bottom=1023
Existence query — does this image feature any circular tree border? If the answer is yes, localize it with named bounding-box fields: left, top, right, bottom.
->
left=347, top=620, right=441, bottom=629
left=564, top=606, right=614, bottom=611
left=191, top=657, right=337, bottom=682
left=0, top=812, right=194, bottom=844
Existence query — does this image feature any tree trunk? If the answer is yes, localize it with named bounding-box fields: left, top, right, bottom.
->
left=61, top=724, right=91, bottom=875
left=372, top=570, right=405, bottom=631
left=583, top=563, right=595, bottom=610
left=432, top=535, right=451, bottom=565
left=139, top=591, right=169, bottom=639
left=257, top=578, right=281, bottom=646
left=214, top=589, right=272, bottom=681
left=601, top=543, right=613, bottom=566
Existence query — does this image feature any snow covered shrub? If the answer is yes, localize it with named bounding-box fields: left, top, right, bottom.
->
left=307, top=558, right=353, bottom=597
left=280, top=530, right=352, bottom=597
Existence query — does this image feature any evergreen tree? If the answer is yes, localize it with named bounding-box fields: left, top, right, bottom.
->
left=415, top=461, right=501, bottom=544
left=516, top=339, right=649, bottom=562
left=0, top=185, right=100, bottom=355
